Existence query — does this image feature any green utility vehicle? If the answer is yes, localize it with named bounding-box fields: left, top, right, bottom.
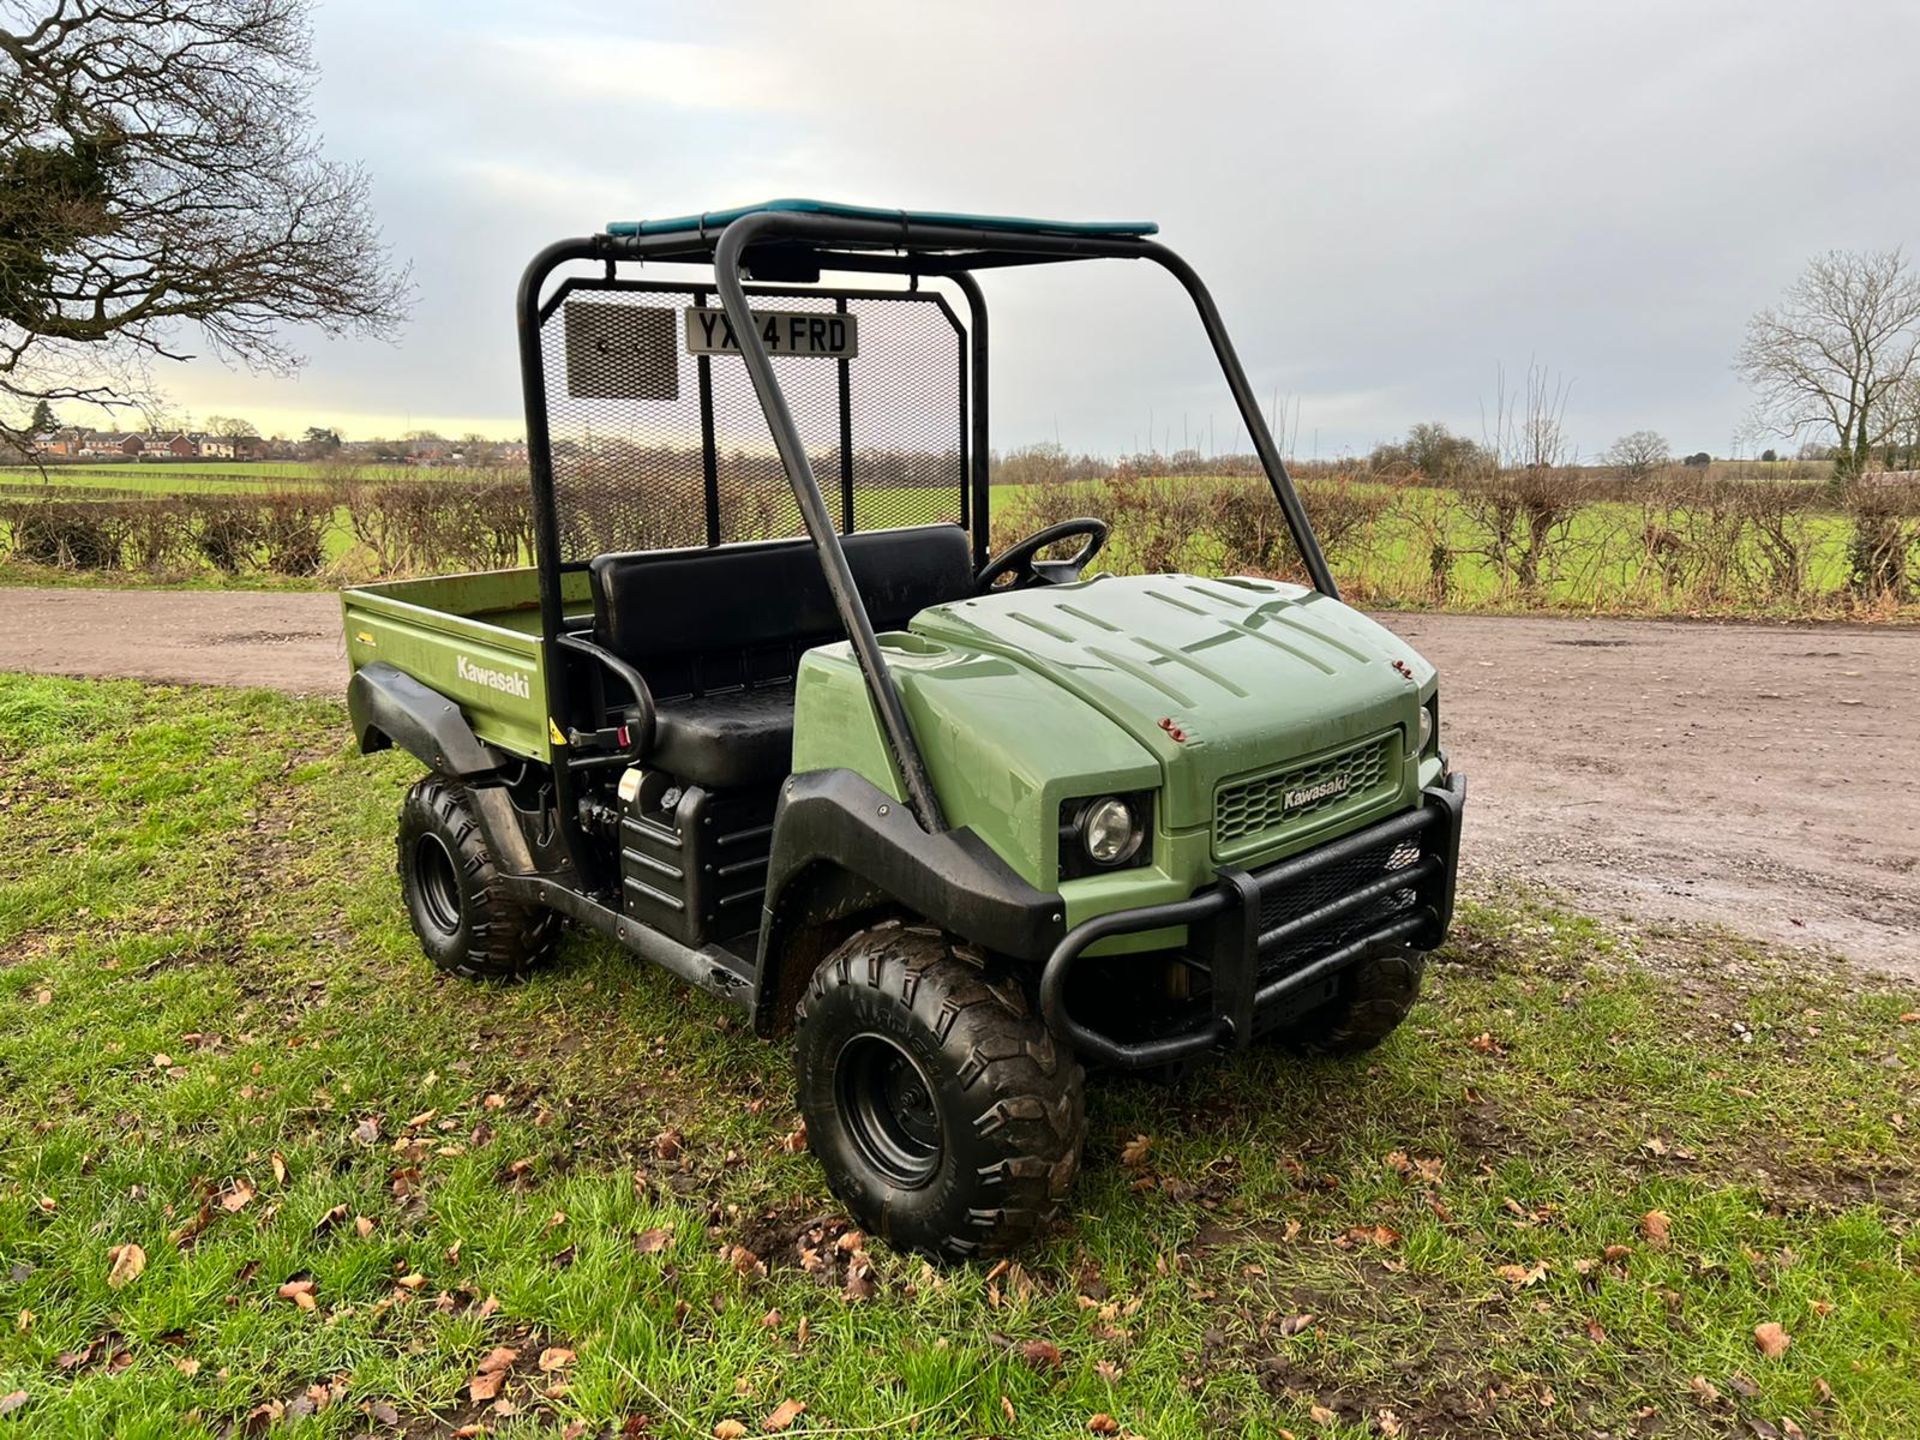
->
left=342, top=200, right=1465, bottom=1260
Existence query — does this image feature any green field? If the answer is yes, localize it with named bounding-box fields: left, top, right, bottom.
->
left=0, top=462, right=435, bottom=493
left=2, top=675, right=1917, bottom=1436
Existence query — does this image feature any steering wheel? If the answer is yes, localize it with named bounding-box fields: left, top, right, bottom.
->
left=975, top=517, right=1110, bottom=591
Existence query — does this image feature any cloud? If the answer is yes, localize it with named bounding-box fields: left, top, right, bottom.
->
left=149, top=0, right=1920, bottom=457
left=470, top=31, right=808, bottom=113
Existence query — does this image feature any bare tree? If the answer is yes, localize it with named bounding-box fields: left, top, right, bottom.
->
left=1456, top=361, right=1590, bottom=594
left=1736, top=249, right=1920, bottom=483
left=1886, top=374, right=1920, bottom=472
left=1479, top=359, right=1575, bottom=472
left=205, top=414, right=259, bottom=438
left=0, top=0, right=409, bottom=456
left=1603, top=429, right=1670, bottom=480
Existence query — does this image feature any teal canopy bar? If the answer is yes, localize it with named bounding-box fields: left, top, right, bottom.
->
left=606, top=198, right=1158, bottom=240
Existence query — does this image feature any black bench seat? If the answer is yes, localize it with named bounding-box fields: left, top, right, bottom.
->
left=588, top=524, right=974, bottom=789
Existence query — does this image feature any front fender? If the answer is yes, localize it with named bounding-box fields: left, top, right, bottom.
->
left=752, top=769, right=1066, bottom=1034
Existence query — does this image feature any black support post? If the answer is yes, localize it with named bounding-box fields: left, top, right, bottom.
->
left=713, top=214, right=947, bottom=833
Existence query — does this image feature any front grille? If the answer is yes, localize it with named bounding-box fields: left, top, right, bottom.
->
left=1253, top=832, right=1425, bottom=983
left=1215, top=734, right=1396, bottom=853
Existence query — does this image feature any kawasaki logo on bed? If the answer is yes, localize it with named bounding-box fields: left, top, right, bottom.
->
left=456, top=654, right=531, bottom=700
left=1284, top=774, right=1351, bottom=812
left=685, top=306, right=859, bottom=359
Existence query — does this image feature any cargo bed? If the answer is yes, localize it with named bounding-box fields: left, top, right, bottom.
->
left=342, top=567, right=592, bottom=762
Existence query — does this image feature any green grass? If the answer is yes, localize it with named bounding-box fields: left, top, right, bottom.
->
left=2, top=676, right=1916, bottom=1436
left=0, top=463, right=436, bottom=493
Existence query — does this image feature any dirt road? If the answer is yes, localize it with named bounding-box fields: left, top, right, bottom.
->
left=4, top=587, right=1915, bottom=976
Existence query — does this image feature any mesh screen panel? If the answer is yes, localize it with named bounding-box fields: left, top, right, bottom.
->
left=536, top=282, right=966, bottom=561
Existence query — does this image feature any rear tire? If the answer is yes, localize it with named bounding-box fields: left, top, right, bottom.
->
left=397, top=776, right=559, bottom=980
left=1270, top=948, right=1425, bottom=1058
left=793, top=921, right=1086, bottom=1262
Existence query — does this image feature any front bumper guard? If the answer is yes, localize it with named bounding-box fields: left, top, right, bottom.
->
left=1039, top=774, right=1466, bottom=1069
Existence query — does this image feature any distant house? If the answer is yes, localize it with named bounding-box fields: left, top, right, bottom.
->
left=199, top=433, right=265, bottom=460
left=79, top=432, right=144, bottom=457
left=32, top=428, right=86, bottom=457
left=157, top=432, right=201, bottom=458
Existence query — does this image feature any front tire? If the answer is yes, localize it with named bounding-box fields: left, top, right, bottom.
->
left=793, top=922, right=1086, bottom=1262
left=397, top=776, right=559, bottom=980
left=1270, top=947, right=1425, bottom=1057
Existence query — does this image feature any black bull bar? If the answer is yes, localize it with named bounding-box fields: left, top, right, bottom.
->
left=1039, top=774, right=1466, bottom=1069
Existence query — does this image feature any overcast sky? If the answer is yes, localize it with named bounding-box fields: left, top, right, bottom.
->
left=155, top=0, right=1920, bottom=461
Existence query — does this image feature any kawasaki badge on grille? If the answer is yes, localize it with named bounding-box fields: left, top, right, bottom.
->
left=1284, top=774, right=1351, bottom=812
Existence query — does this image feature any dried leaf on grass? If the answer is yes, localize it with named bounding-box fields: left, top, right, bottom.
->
left=105, top=1244, right=146, bottom=1289
left=277, top=1279, right=317, bottom=1311
left=312, top=1204, right=350, bottom=1237
left=762, top=1399, right=806, bottom=1432
left=1754, top=1322, right=1792, bottom=1358
left=1020, top=1339, right=1063, bottom=1370
left=468, top=1345, right=518, bottom=1401
left=1494, top=1261, right=1548, bottom=1288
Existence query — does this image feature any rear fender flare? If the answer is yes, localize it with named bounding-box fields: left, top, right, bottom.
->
left=348, top=661, right=504, bottom=779
left=349, top=664, right=544, bottom=876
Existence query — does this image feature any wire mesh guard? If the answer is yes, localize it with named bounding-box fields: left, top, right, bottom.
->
left=537, top=282, right=967, bottom=561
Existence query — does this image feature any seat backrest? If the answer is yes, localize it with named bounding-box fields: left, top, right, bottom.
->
left=589, top=524, right=973, bottom=697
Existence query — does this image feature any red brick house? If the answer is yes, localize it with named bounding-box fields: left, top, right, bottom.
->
left=80, top=432, right=144, bottom=457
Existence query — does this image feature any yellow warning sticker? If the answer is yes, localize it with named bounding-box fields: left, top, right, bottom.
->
left=549, top=718, right=568, bottom=746
left=354, top=631, right=376, bottom=647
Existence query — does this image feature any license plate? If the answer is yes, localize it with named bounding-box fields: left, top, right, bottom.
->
left=684, top=306, right=858, bottom=359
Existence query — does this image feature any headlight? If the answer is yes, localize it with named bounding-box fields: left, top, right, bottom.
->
left=1081, top=796, right=1145, bottom=866
left=1415, top=705, right=1435, bottom=756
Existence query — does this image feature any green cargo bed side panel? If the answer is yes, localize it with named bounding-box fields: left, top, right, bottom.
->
left=341, top=567, right=592, bottom=763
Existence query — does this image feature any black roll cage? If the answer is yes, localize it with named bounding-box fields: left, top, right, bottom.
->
left=516, top=209, right=1338, bottom=880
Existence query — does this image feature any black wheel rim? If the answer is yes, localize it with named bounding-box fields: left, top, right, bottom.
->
left=412, top=832, right=463, bottom=937
left=834, top=1034, right=943, bottom=1188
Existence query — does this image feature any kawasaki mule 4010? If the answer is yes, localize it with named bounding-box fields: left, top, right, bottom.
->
left=341, top=199, right=1466, bottom=1260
